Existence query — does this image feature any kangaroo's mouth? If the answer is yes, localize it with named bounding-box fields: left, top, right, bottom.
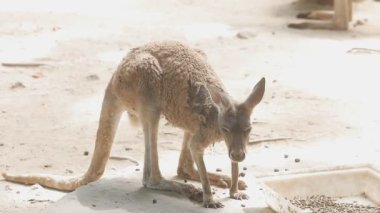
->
left=229, top=150, right=246, bottom=162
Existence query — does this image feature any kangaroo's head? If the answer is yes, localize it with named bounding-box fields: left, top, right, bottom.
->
left=208, top=78, right=265, bottom=163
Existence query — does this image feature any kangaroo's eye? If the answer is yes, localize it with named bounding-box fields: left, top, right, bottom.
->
left=222, top=127, right=230, bottom=133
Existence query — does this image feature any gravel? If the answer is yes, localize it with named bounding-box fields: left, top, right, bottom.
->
left=290, top=195, right=380, bottom=213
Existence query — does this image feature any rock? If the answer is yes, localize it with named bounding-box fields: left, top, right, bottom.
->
left=83, top=151, right=89, bottom=156
left=216, top=168, right=222, bottom=172
left=295, top=158, right=301, bottom=163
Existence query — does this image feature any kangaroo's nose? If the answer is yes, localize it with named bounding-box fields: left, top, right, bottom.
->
left=229, top=151, right=245, bottom=162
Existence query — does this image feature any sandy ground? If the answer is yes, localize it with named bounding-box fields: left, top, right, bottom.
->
left=1, top=0, right=380, bottom=212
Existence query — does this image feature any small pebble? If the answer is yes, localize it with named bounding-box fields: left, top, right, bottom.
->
left=295, top=158, right=301, bottom=163
left=216, top=168, right=222, bottom=172
left=243, top=167, right=247, bottom=171
left=92, top=204, right=96, bottom=207
left=83, top=151, right=89, bottom=156
left=135, top=168, right=140, bottom=171
left=184, top=179, right=187, bottom=183
left=0, top=143, right=4, bottom=146
left=239, top=172, right=246, bottom=177
left=241, top=204, right=246, bottom=207
left=125, top=147, right=132, bottom=151
left=274, top=169, right=279, bottom=172
left=44, top=164, right=51, bottom=168
left=152, top=199, right=157, bottom=204
left=284, top=154, right=288, bottom=158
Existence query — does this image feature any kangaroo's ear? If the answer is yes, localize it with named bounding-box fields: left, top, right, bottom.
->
left=208, top=86, right=231, bottom=109
left=242, top=77, right=265, bottom=112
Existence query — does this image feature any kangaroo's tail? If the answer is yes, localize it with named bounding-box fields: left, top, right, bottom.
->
left=2, top=84, right=124, bottom=191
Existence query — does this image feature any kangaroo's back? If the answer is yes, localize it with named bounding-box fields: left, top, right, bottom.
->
left=113, top=41, right=227, bottom=133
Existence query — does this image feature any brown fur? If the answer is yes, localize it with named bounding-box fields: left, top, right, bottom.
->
left=288, top=0, right=364, bottom=30
left=2, top=41, right=265, bottom=208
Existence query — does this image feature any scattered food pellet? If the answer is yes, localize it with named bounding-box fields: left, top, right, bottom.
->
left=10, top=82, right=26, bottom=89
left=152, top=199, right=157, bottom=204
left=284, top=154, right=288, bottom=158
left=285, top=169, right=288, bottom=171
left=241, top=204, right=246, bottom=207
left=259, top=188, right=263, bottom=191
left=274, top=169, right=279, bottom=172
left=135, top=168, right=140, bottom=171
left=125, top=147, right=132, bottom=151
left=216, top=168, right=222, bottom=172
left=44, top=164, right=51, bottom=168
left=83, top=151, right=89, bottom=156
left=294, top=158, right=301, bottom=163
left=32, top=72, right=44, bottom=79
left=5, top=185, right=12, bottom=191
left=86, top=74, right=100, bottom=81
left=243, top=167, right=247, bottom=171
left=92, top=204, right=96, bottom=207
left=0, top=143, right=4, bottom=146
left=290, top=195, right=380, bottom=212
left=184, top=179, right=187, bottom=183
left=239, top=172, right=246, bottom=177
left=236, top=31, right=256, bottom=39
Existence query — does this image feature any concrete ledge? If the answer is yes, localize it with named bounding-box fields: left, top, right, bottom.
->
left=258, top=165, right=380, bottom=212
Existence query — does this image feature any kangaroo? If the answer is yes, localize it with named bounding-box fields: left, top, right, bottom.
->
left=2, top=41, right=265, bottom=208
left=288, top=0, right=362, bottom=30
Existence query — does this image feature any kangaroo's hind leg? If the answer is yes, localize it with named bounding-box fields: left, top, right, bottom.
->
left=129, top=53, right=203, bottom=202
left=140, top=107, right=163, bottom=187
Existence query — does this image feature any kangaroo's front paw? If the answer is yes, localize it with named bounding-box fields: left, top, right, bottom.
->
left=230, top=192, right=249, bottom=200
left=217, top=177, right=247, bottom=190
left=238, top=180, right=248, bottom=190
left=203, top=200, right=224, bottom=209
left=296, top=12, right=312, bottom=19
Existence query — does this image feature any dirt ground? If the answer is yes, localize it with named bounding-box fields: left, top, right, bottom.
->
left=1, top=0, right=380, bottom=212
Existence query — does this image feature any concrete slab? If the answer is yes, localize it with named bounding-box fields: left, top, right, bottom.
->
left=43, top=166, right=273, bottom=213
